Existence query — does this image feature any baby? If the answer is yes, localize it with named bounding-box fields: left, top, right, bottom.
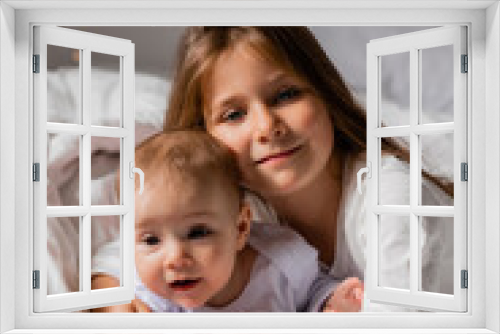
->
left=92, top=130, right=363, bottom=312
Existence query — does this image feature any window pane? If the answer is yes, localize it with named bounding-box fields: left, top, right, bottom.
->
left=421, top=133, right=454, bottom=206
left=420, top=45, right=454, bottom=124
left=91, top=216, right=122, bottom=290
left=91, top=52, right=122, bottom=127
left=379, top=137, right=410, bottom=205
left=91, top=137, right=121, bottom=206
left=47, top=134, right=81, bottom=206
left=47, top=216, right=81, bottom=295
left=380, top=52, right=410, bottom=127
left=420, top=216, right=454, bottom=295
left=378, top=215, right=410, bottom=290
left=47, top=45, right=81, bottom=124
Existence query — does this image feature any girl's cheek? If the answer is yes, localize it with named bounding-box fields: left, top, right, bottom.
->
left=292, top=100, right=324, bottom=129
left=210, top=126, right=250, bottom=155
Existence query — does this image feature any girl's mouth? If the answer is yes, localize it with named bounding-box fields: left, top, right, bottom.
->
left=256, top=145, right=302, bottom=165
left=169, top=278, right=201, bottom=292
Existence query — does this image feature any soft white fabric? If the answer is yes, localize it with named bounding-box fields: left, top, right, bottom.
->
left=92, top=222, right=338, bottom=312
left=45, top=67, right=166, bottom=295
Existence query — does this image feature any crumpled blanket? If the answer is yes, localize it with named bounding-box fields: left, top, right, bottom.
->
left=46, top=68, right=168, bottom=295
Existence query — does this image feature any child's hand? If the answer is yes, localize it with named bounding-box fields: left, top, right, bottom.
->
left=132, top=298, right=151, bottom=312
left=90, top=274, right=151, bottom=313
left=322, top=277, right=364, bottom=312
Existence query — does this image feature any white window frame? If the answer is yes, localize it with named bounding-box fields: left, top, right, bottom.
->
left=32, top=25, right=136, bottom=313
left=365, top=26, right=468, bottom=312
left=0, top=1, right=499, bottom=333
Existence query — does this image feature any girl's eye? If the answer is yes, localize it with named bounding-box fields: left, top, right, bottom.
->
left=273, top=86, right=301, bottom=105
left=222, top=108, right=246, bottom=122
left=187, top=226, right=213, bottom=240
left=141, top=234, right=160, bottom=246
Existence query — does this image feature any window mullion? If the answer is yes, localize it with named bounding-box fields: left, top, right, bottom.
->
left=33, top=29, right=50, bottom=308
left=81, top=47, right=92, bottom=294
left=122, top=50, right=135, bottom=290
left=409, top=47, right=420, bottom=294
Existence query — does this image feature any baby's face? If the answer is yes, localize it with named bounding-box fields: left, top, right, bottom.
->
left=134, top=177, right=246, bottom=309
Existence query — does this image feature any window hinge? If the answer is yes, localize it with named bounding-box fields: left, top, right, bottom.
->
left=33, top=270, right=40, bottom=289
left=33, top=54, right=40, bottom=73
left=461, top=270, right=468, bottom=289
left=461, top=54, right=468, bottom=73
left=461, top=163, right=468, bottom=181
left=33, top=163, right=40, bottom=182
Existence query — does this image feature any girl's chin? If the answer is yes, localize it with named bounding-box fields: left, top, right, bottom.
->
left=256, top=181, right=305, bottom=198
left=256, top=174, right=313, bottom=197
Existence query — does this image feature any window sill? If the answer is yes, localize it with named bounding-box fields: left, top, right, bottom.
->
left=4, top=329, right=498, bottom=334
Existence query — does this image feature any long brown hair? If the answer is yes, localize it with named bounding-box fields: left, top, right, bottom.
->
left=164, top=26, right=453, bottom=197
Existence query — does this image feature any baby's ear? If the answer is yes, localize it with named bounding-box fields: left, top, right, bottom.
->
left=236, top=201, right=252, bottom=251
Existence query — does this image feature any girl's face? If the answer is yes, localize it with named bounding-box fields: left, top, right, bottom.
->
left=204, top=44, right=334, bottom=198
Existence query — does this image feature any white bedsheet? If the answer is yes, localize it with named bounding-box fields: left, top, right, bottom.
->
left=46, top=68, right=167, bottom=295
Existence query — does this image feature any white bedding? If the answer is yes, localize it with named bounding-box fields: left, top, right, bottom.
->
left=46, top=68, right=168, bottom=295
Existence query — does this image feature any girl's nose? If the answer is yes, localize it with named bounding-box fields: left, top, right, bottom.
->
left=163, top=241, right=193, bottom=271
left=254, top=103, right=287, bottom=144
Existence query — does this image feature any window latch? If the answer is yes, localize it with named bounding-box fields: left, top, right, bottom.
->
left=357, top=161, right=372, bottom=195
left=129, top=161, right=144, bottom=195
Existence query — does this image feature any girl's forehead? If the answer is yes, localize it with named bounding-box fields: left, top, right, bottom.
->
left=223, top=41, right=292, bottom=75
left=203, top=43, right=301, bottom=95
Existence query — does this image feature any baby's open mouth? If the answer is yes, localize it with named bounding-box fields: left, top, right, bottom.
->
left=169, top=278, right=201, bottom=291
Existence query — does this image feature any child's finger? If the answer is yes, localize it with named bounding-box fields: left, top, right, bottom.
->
left=336, top=277, right=359, bottom=296
left=133, top=298, right=151, bottom=312
left=354, top=287, right=363, bottom=300
left=341, top=278, right=361, bottom=297
left=327, top=277, right=365, bottom=312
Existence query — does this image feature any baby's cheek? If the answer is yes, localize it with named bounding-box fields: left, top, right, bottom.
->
left=201, top=240, right=236, bottom=275
left=136, top=252, right=166, bottom=294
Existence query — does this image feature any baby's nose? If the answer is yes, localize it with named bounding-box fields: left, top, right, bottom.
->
left=163, top=242, right=194, bottom=270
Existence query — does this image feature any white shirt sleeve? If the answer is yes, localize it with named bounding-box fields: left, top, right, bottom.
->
left=304, top=271, right=341, bottom=312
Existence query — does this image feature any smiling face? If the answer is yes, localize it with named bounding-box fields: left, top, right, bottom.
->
left=203, top=44, right=334, bottom=198
left=134, top=174, right=250, bottom=309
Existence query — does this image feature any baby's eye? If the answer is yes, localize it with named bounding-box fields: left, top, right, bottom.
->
left=141, top=234, right=161, bottom=246
left=222, top=108, right=246, bottom=122
left=272, top=86, right=301, bottom=105
left=187, top=226, right=213, bottom=240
